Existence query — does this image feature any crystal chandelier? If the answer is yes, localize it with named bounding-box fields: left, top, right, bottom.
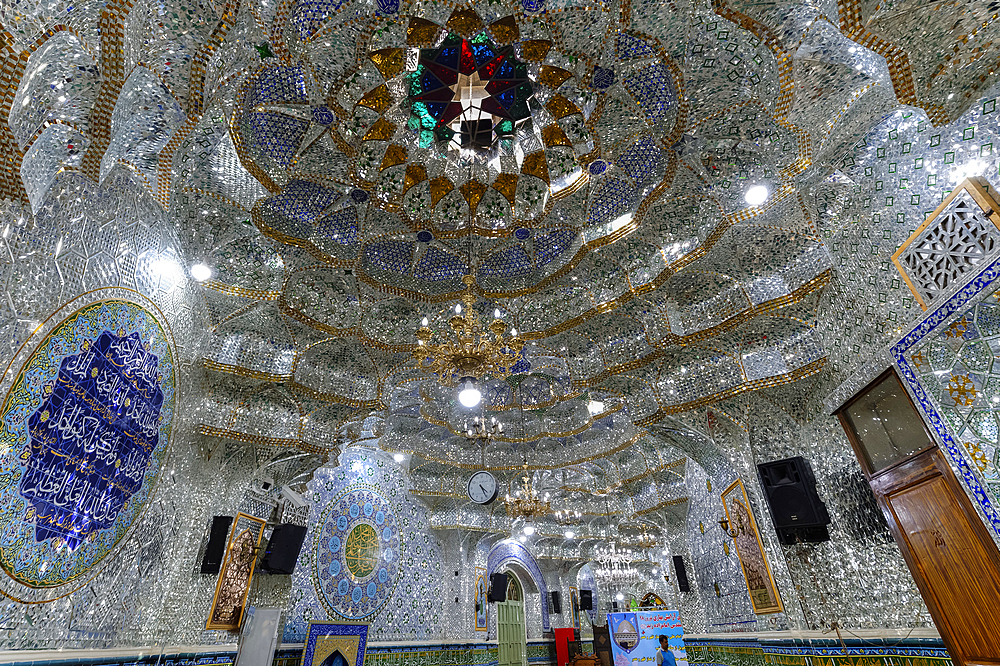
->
left=467, top=415, right=503, bottom=467
left=504, top=463, right=552, bottom=521
left=594, top=542, right=643, bottom=588
left=620, top=528, right=658, bottom=550
left=467, top=415, right=504, bottom=442
left=554, top=508, right=582, bottom=525
left=413, top=275, right=524, bottom=396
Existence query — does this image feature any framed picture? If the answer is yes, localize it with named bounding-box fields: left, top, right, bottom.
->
left=475, top=566, right=488, bottom=631
left=301, top=621, right=370, bottom=666
left=569, top=587, right=580, bottom=629
left=206, top=512, right=266, bottom=630
left=722, top=479, right=783, bottom=614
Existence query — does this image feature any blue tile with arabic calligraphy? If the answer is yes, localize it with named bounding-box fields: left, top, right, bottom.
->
left=0, top=299, right=175, bottom=590
left=22, top=330, right=163, bottom=550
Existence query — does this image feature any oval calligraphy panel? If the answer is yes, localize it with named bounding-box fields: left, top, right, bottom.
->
left=313, top=484, right=401, bottom=620
left=0, top=296, right=176, bottom=594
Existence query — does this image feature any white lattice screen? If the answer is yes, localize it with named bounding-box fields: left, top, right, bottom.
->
left=892, top=179, right=1000, bottom=309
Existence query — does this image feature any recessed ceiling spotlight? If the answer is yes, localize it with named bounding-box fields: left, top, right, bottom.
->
left=564, top=530, right=574, bottom=539
left=744, top=185, right=768, bottom=207
left=190, top=263, right=212, bottom=282
left=523, top=524, right=536, bottom=535
left=393, top=453, right=405, bottom=462
left=587, top=400, right=605, bottom=415
left=615, top=592, right=624, bottom=601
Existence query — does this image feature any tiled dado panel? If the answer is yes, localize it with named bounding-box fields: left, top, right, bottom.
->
left=685, top=639, right=953, bottom=665
left=273, top=640, right=561, bottom=666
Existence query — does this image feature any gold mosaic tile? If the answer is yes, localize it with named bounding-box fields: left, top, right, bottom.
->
left=370, top=48, right=405, bottom=80
left=489, top=16, right=519, bottom=44
left=407, top=17, right=441, bottom=46
left=380, top=144, right=408, bottom=171
left=445, top=8, right=484, bottom=37
left=521, top=151, right=550, bottom=184
left=357, top=84, right=393, bottom=114
left=362, top=117, right=397, bottom=142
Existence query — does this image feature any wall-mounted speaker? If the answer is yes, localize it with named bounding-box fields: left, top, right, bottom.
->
left=579, top=589, right=593, bottom=610
left=672, top=555, right=690, bottom=593
left=550, top=590, right=562, bottom=614
left=487, top=573, right=508, bottom=602
left=261, top=523, right=307, bottom=574
left=200, top=515, right=233, bottom=575
left=758, top=456, right=831, bottom=544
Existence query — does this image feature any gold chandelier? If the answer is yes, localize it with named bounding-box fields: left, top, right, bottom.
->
left=504, top=463, right=552, bottom=520
left=413, top=275, right=525, bottom=385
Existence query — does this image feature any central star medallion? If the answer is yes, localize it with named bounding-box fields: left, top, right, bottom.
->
left=408, top=32, right=534, bottom=150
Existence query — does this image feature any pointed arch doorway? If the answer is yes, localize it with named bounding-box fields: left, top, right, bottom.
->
left=498, top=573, right=527, bottom=666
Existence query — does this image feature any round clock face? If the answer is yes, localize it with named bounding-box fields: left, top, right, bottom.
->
left=468, top=471, right=499, bottom=505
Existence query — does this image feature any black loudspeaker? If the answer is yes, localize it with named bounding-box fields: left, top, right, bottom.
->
left=550, top=590, right=562, bottom=614
left=579, top=589, right=592, bottom=610
left=200, top=515, right=233, bottom=575
left=593, top=624, right=612, bottom=655
left=672, top=555, right=690, bottom=593
left=757, top=456, right=831, bottom=545
left=261, top=523, right=307, bottom=574
left=487, top=573, right=508, bottom=602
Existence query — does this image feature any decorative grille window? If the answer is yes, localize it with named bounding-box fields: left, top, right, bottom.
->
left=892, top=179, right=1000, bottom=309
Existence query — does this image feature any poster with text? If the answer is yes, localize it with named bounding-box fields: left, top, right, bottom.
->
left=607, top=610, right=687, bottom=666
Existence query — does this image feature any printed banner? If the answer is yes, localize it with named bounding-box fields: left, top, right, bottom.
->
left=608, top=610, right=687, bottom=666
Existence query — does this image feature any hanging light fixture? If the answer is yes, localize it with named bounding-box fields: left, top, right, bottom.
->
left=458, top=377, right=482, bottom=407
left=413, top=275, right=525, bottom=398
left=504, top=462, right=552, bottom=521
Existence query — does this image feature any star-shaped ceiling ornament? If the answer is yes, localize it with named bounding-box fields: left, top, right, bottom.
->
left=408, top=32, right=534, bottom=150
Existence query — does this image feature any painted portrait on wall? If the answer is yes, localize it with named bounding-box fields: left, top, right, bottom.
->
left=0, top=292, right=176, bottom=602
left=569, top=586, right=580, bottom=630
left=475, top=566, right=487, bottom=631
left=722, top=479, right=783, bottom=614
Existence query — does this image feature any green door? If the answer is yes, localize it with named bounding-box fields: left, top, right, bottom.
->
left=498, top=575, right=526, bottom=666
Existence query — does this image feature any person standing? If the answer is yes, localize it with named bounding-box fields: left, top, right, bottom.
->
left=656, top=635, right=677, bottom=666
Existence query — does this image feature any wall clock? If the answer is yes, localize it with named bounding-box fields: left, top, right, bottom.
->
left=467, top=471, right=498, bottom=505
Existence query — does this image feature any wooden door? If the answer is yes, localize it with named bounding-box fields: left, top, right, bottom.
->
left=872, top=448, right=1000, bottom=665
left=498, top=575, right=526, bottom=666
left=838, top=369, right=1000, bottom=665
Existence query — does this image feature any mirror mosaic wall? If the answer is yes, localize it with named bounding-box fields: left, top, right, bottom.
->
left=0, top=0, right=997, bottom=658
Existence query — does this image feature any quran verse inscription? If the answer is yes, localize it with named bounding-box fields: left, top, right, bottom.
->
left=0, top=299, right=174, bottom=589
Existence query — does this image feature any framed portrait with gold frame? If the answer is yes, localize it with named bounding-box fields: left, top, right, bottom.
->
left=206, top=512, right=266, bottom=630
left=722, top=479, right=783, bottom=614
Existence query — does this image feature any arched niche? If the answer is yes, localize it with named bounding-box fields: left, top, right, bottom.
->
left=488, top=540, right=551, bottom=635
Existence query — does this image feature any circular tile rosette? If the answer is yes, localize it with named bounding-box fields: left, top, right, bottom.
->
left=313, top=485, right=401, bottom=619
left=0, top=291, right=175, bottom=600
